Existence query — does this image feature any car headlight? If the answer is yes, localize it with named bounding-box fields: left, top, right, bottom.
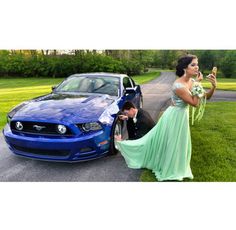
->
left=15, top=121, right=23, bottom=131
left=81, top=122, right=102, bottom=132
left=57, top=124, right=67, bottom=134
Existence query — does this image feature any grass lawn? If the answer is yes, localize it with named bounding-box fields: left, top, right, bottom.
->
left=132, top=71, right=161, bottom=84
left=0, top=72, right=161, bottom=131
left=202, top=78, right=236, bottom=91
left=140, top=101, right=236, bottom=182
left=0, top=78, right=64, bottom=130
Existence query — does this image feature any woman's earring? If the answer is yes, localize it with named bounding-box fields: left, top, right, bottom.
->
left=183, top=69, right=186, bottom=77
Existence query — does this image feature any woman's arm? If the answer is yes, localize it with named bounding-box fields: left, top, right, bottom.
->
left=205, top=74, right=217, bottom=99
left=175, top=87, right=200, bottom=107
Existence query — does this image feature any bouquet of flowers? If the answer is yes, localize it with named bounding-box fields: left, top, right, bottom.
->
left=191, top=82, right=206, bottom=125
left=191, top=82, right=205, bottom=98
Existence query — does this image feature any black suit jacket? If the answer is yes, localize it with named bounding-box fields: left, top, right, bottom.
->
left=127, top=108, right=155, bottom=140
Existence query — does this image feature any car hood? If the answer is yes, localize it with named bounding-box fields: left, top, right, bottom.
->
left=12, top=93, right=118, bottom=123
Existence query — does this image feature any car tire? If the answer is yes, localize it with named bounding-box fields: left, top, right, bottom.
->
left=109, top=118, right=122, bottom=155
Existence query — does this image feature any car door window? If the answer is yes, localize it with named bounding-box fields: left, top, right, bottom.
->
left=123, top=77, right=133, bottom=88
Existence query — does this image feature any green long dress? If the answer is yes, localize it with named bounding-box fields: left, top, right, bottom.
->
left=116, top=82, right=194, bottom=181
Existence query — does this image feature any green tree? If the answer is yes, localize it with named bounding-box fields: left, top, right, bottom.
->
left=220, top=51, right=236, bottom=78
left=195, top=50, right=216, bottom=72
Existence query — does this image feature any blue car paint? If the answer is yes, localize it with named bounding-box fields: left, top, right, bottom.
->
left=3, top=122, right=111, bottom=162
left=3, top=73, right=142, bottom=162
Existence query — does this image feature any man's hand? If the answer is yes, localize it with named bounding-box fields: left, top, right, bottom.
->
left=118, top=115, right=128, bottom=120
left=115, top=135, right=122, bottom=141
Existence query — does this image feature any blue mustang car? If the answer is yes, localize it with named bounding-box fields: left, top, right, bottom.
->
left=3, top=73, right=143, bottom=162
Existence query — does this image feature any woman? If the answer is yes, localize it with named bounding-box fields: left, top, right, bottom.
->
left=115, top=54, right=217, bottom=181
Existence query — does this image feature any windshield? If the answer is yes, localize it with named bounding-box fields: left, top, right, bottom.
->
left=55, top=76, right=120, bottom=96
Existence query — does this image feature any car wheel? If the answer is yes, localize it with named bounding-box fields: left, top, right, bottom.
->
left=109, top=118, right=122, bottom=155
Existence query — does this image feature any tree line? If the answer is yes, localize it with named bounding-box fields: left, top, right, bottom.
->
left=0, top=50, right=235, bottom=78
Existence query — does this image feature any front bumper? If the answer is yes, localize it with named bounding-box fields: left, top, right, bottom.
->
left=3, top=123, right=111, bottom=162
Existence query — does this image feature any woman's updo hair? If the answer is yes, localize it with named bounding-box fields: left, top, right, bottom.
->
left=176, top=54, right=197, bottom=77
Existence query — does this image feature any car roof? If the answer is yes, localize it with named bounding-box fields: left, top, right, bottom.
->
left=68, top=72, right=129, bottom=79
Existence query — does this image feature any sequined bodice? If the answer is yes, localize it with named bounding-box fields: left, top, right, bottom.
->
left=171, top=81, right=192, bottom=108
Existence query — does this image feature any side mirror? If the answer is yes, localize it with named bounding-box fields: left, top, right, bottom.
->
left=124, top=87, right=136, bottom=95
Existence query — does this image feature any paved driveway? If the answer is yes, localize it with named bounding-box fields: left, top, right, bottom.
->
left=208, top=90, right=236, bottom=102
left=0, top=72, right=176, bottom=182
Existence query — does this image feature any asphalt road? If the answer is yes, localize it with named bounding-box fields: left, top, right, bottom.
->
left=0, top=72, right=235, bottom=181
left=207, top=89, right=236, bottom=102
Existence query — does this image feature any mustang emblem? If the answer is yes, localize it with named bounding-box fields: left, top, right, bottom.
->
left=33, top=125, right=46, bottom=131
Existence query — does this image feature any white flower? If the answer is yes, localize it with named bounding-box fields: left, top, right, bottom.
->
left=191, top=82, right=205, bottom=98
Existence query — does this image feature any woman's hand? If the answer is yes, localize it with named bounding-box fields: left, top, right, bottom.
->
left=196, top=71, right=203, bottom=82
left=206, top=74, right=217, bottom=88
left=205, top=74, right=217, bottom=99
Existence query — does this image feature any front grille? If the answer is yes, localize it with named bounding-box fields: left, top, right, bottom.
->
left=10, top=121, right=73, bottom=136
left=12, top=144, right=70, bottom=157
